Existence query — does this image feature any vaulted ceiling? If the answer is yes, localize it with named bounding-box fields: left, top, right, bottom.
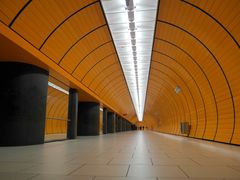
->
left=0, top=0, right=240, bottom=144
left=0, top=0, right=135, bottom=121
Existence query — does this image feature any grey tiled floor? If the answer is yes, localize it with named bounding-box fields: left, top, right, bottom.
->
left=0, top=131, right=240, bottom=180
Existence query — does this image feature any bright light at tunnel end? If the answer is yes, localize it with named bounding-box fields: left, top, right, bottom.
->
left=101, top=0, right=158, bottom=122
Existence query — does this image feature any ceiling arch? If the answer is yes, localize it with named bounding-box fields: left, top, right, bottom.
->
left=158, top=20, right=235, bottom=118
left=148, top=0, right=239, bottom=144
left=181, top=0, right=240, bottom=48
left=151, top=67, right=192, bottom=120
left=152, top=52, right=208, bottom=137
left=95, top=72, right=122, bottom=94
left=153, top=38, right=219, bottom=139
left=89, top=64, right=120, bottom=90
left=0, top=0, right=135, bottom=121
left=147, top=92, right=178, bottom=128
left=81, top=54, right=116, bottom=84
left=147, top=79, right=184, bottom=134
left=58, top=25, right=108, bottom=65
left=100, top=76, right=125, bottom=97
left=71, top=42, right=114, bottom=75
left=150, top=74, right=187, bottom=121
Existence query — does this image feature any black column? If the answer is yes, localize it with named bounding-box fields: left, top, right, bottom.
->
left=125, top=121, right=128, bottom=131
left=116, top=116, right=120, bottom=132
left=118, top=117, right=122, bottom=132
left=107, top=112, right=115, bottom=133
left=115, top=116, right=118, bottom=132
left=103, top=108, right=108, bottom=134
left=128, top=122, right=132, bottom=131
left=0, top=62, right=48, bottom=146
left=126, top=120, right=129, bottom=131
left=131, top=124, right=137, bottom=130
left=67, top=89, right=78, bottom=139
left=122, top=119, right=126, bottom=131
left=127, top=121, right=131, bottom=131
left=77, top=102, right=100, bottom=136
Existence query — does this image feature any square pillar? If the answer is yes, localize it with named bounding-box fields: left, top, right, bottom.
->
left=77, top=102, right=100, bottom=136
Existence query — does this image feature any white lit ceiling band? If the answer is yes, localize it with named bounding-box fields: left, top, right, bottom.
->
left=101, top=0, right=158, bottom=121
left=48, top=82, right=69, bottom=95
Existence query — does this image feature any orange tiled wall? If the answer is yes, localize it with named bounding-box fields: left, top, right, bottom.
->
left=45, top=86, right=69, bottom=134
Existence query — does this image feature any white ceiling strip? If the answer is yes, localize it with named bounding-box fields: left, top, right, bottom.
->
left=101, top=0, right=158, bottom=121
left=48, top=82, right=69, bottom=95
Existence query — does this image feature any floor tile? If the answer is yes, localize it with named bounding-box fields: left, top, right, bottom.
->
left=112, top=154, right=133, bottom=159
left=157, top=178, right=222, bottom=180
left=44, top=133, right=67, bottom=142
left=148, top=153, right=169, bottom=158
left=226, top=159, right=240, bottom=166
left=67, top=158, right=89, bottom=164
left=30, top=174, right=93, bottom=180
left=86, top=158, right=113, bottom=165
left=166, top=152, right=205, bottom=159
left=72, top=165, right=128, bottom=176
left=94, top=177, right=157, bottom=180
left=133, top=154, right=168, bottom=159
left=191, top=157, right=231, bottom=166
left=109, top=158, right=132, bottom=165
left=98, top=153, right=133, bottom=159
left=0, top=172, right=36, bottom=180
left=21, top=164, right=82, bottom=175
left=0, top=162, right=35, bottom=172
left=131, top=158, right=152, bottom=165
left=181, top=166, right=240, bottom=178
left=127, top=165, right=187, bottom=178
left=152, top=158, right=199, bottom=166
left=230, top=166, right=240, bottom=172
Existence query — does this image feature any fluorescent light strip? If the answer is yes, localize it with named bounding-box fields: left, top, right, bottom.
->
left=48, top=82, right=69, bottom=95
left=101, top=0, right=158, bottom=121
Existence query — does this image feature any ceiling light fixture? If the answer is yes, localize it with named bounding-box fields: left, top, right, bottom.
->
left=175, top=86, right=181, bottom=94
left=48, top=82, right=69, bottom=95
left=101, top=0, right=158, bottom=121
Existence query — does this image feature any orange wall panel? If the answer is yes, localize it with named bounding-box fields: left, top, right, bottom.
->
left=45, top=86, right=69, bottom=135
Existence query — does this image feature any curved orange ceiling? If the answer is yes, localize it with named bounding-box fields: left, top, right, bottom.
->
left=0, top=0, right=240, bottom=144
left=0, top=0, right=135, bottom=121
left=146, top=0, right=240, bottom=145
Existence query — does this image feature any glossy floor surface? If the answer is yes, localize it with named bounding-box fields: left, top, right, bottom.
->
left=0, top=131, right=240, bottom=180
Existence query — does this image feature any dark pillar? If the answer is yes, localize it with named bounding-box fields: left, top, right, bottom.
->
left=115, top=116, right=118, bottom=132
left=116, top=116, right=121, bottom=132
left=77, top=102, right=100, bottom=136
left=0, top=62, right=48, bottom=146
left=126, top=121, right=130, bottom=131
left=118, top=117, right=122, bottom=132
left=103, top=108, right=108, bottom=134
left=135, top=125, right=137, bottom=130
left=129, top=122, right=132, bottom=130
left=126, top=121, right=129, bottom=131
left=67, top=89, right=78, bottom=139
left=107, top=112, right=115, bottom=133
left=127, top=122, right=131, bottom=131
left=132, top=124, right=137, bottom=130
left=122, top=119, right=126, bottom=131
left=118, top=116, right=121, bottom=132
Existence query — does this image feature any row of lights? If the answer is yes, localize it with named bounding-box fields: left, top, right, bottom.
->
left=126, top=0, right=141, bottom=120
left=101, top=0, right=158, bottom=121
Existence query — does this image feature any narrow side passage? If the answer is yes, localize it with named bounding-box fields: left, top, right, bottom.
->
left=0, top=131, right=240, bottom=179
